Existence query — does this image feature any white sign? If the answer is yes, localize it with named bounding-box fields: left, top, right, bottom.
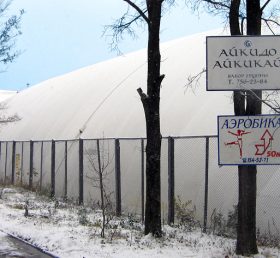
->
left=218, top=115, right=280, bottom=165
left=207, top=36, right=280, bottom=91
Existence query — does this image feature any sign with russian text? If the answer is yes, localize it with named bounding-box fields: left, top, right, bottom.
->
left=207, top=36, right=280, bottom=91
left=218, top=114, right=280, bottom=165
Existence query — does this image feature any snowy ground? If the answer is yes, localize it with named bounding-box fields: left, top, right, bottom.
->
left=0, top=186, right=279, bottom=258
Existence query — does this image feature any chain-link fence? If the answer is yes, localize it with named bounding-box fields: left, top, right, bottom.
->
left=0, top=136, right=279, bottom=235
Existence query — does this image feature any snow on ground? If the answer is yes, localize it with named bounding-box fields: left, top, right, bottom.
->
left=0, top=186, right=279, bottom=258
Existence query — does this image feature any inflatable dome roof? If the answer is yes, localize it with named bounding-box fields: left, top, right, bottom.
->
left=0, top=90, right=16, bottom=102
left=0, top=30, right=233, bottom=141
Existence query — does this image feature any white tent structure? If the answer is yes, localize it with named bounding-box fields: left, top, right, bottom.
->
left=0, top=90, right=16, bottom=102
left=0, top=30, right=279, bottom=234
left=0, top=30, right=233, bottom=141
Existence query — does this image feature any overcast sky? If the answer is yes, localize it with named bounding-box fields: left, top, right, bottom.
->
left=0, top=0, right=222, bottom=91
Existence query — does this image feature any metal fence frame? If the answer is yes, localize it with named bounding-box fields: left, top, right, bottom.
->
left=0, top=135, right=268, bottom=233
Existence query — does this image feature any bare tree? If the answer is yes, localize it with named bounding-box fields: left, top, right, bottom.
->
left=0, top=102, right=20, bottom=124
left=86, top=139, right=114, bottom=238
left=231, top=1, right=260, bottom=255
left=0, top=0, right=24, bottom=123
left=0, top=0, right=24, bottom=70
left=187, top=0, right=279, bottom=255
left=186, top=0, right=279, bottom=35
left=106, top=0, right=176, bottom=237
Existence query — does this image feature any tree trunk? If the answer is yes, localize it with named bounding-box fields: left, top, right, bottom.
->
left=230, top=0, right=262, bottom=255
left=97, top=140, right=106, bottom=238
left=138, top=0, right=164, bottom=237
left=236, top=166, right=258, bottom=255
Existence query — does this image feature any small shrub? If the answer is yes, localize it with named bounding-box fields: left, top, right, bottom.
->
left=78, top=207, right=90, bottom=225
left=120, top=213, right=142, bottom=231
left=226, top=205, right=237, bottom=238
left=209, top=208, right=226, bottom=236
left=11, top=203, right=25, bottom=209
left=108, top=225, right=123, bottom=242
left=209, top=205, right=238, bottom=238
left=174, top=196, right=199, bottom=231
left=24, top=199, right=29, bottom=217
left=257, top=218, right=280, bottom=248
left=37, top=184, right=52, bottom=198
left=92, top=220, right=102, bottom=228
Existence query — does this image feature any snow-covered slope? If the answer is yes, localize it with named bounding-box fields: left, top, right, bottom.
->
left=0, top=187, right=278, bottom=258
left=0, top=30, right=232, bottom=141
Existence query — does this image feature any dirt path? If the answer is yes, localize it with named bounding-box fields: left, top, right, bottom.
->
left=0, top=232, right=55, bottom=258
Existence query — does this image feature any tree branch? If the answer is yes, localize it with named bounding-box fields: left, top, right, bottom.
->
left=158, top=74, right=165, bottom=85
left=200, top=0, right=230, bottom=10
left=246, top=89, right=280, bottom=114
left=241, top=17, right=246, bottom=35
left=123, top=0, right=150, bottom=24
left=261, top=17, right=280, bottom=27
left=0, top=114, right=20, bottom=123
left=185, top=68, right=206, bottom=89
left=261, top=0, right=271, bottom=12
left=137, top=87, right=148, bottom=102
left=263, top=19, right=276, bottom=35
left=104, top=6, right=148, bottom=53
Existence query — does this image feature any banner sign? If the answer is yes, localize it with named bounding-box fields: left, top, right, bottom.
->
left=218, top=114, right=280, bottom=165
left=207, top=36, right=280, bottom=91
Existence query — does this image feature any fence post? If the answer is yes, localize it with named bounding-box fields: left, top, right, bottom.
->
left=40, top=141, right=44, bottom=191
left=51, top=140, right=55, bottom=197
left=64, top=141, right=68, bottom=199
left=203, top=136, right=210, bottom=233
left=0, top=141, right=1, bottom=181
left=115, top=139, right=121, bottom=216
left=29, top=140, right=34, bottom=189
left=141, top=139, right=145, bottom=223
left=4, top=142, right=7, bottom=184
left=20, top=142, right=24, bottom=185
left=79, top=138, right=84, bottom=205
left=168, top=137, right=175, bottom=225
left=11, top=141, right=16, bottom=185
